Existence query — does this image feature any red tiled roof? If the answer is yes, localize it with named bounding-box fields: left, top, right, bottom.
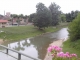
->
left=0, top=20, right=8, bottom=23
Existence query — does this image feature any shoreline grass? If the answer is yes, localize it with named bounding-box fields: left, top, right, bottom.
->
left=0, top=25, right=58, bottom=41
left=63, top=39, right=80, bottom=57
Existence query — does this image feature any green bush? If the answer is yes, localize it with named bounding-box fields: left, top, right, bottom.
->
left=68, top=13, right=80, bottom=41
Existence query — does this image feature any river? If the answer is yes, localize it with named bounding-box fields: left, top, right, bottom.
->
left=0, top=28, right=68, bottom=60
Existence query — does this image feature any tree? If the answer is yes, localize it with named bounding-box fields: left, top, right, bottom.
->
left=18, top=14, right=24, bottom=18
left=33, top=3, right=51, bottom=29
left=66, top=10, right=79, bottom=22
left=66, top=13, right=71, bottom=22
left=16, top=15, right=20, bottom=26
left=49, top=3, right=61, bottom=26
left=23, top=15, right=28, bottom=23
left=23, top=15, right=28, bottom=19
left=11, top=14, right=18, bottom=18
left=68, top=13, right=80, bottom=41
left=60, top=14, right=66, bottom=22
left=10, top=14, right=18, bottom=25
left=28, top=13, right=36, bottom=22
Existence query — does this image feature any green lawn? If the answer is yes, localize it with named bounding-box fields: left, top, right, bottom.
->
left=63, top=39, right=80, bottom=58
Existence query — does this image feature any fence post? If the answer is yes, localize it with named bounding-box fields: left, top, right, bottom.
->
left=18, top=53, right=21, bottom=60
left=6, top=49, right=8, bottom=54
left=0, top=45, right=39, bottom=60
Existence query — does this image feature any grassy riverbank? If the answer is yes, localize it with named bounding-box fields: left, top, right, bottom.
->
left=0, top=25, right=57, bottom=41
left=63, top=39, right=80, bottom=57
left=0, top=23, right=68, bottom=41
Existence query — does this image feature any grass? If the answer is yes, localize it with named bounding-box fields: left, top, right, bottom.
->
left=0, top=25, right=57, bottom=41
left=63, top=39, right=80, bottom=58
left=0, top=22, right=69, bottom=41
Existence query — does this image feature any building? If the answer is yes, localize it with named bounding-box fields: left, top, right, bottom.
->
left=4, top=11, right=11, bottom=17
left=0, top=20, right=8, bottom=28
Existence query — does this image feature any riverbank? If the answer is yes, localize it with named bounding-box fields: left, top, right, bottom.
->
left=0, top=23, right=69, bottom=41
left=44, top=38, right=80, bottom=60
left=44, top=39, right=65, bottom=60
left=0, top=26, right=58, bottom=41
left=63, top=39, right=80, bottom=57
left=0, top=39, right=4, bottom=44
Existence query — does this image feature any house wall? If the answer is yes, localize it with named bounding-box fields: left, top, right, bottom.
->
left=0, top=23, right=2, bottom=28
left=0, top=22, right=8, bottom=28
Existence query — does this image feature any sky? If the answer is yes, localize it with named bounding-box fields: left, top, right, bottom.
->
left=0, top=0, right=80, bottom=15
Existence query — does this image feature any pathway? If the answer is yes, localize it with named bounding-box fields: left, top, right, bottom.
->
left=44, top=39, right=65, bottom=60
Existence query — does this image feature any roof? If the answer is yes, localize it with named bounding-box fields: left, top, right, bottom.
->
left=0, top=20, right=8, bottom=23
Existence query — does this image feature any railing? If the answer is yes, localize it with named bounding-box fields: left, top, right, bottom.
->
left=0, top=45, right=40, bottom=60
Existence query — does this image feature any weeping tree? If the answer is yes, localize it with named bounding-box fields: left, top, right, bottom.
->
left=33, top=3, right=51, bottom=29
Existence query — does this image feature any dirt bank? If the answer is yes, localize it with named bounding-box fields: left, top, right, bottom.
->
left=0, top=39, right=4, bottom=44
left=44, top=39, right=65, bottom=60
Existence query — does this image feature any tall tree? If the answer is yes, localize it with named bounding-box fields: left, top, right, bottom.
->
left=49, top=3, right=61, bottom=26
left=33, top=3, right=51, bottom=29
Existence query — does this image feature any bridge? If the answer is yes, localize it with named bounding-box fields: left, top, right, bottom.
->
left=0, top=45, right=40, bottom=60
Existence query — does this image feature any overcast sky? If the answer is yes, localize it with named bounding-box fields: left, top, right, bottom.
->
left=0, top=0, right=80, bottom=15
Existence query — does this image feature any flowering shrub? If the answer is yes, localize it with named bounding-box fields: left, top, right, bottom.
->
left=47, top=46, right=78, bottom=60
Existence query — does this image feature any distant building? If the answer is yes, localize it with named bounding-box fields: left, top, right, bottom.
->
left=0, top=20, right=8, bottom=28
left=6, top=12, right=11, bottom=17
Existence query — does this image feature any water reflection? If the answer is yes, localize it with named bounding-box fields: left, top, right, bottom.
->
left=0, top=28, right=68, bottom=60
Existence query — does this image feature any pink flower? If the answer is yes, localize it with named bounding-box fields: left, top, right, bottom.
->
left=47, top=45, right=78, bottom=60
left=71, top=53, right=77, bottom=57
left=65, top=52, right=70, bottom=58
left=55, top=47, right=62, bottom=52
left=57, top=52, right=64, bottom=58
left=52, top=46, right=62, bottom=52
left=47, top=46, right=52, bottom=52
left=47, top=46, right=62, bottom=53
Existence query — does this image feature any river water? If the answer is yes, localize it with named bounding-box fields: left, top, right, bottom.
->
left=0, top=28, right=68, bottom=60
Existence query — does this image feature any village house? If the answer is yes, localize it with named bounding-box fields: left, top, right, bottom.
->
left=0, top=20, right=8, bottom=28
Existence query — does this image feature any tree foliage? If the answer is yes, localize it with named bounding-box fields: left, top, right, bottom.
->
left=66, top=10, right=79, bottom=22
left=49, top=3, right=61, bottom=26
left=28, top=13, right=36, bottom=22
left=68, top=13, right=80, bottom=41
left=10, top=14, right=28, bottom=26
left=60, top=14, right=66, bottom=22
left=33, top=3, right=51, bottom=29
